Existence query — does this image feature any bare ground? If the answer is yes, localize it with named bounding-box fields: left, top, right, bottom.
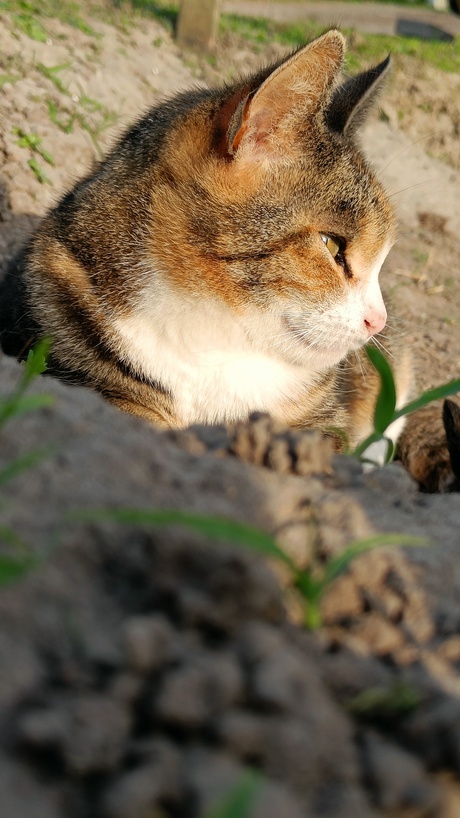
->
left=1, top=3, right=460, bottom=817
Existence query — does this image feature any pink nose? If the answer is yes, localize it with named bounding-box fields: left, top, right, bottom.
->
left=364, top=308, right=387, bottom=337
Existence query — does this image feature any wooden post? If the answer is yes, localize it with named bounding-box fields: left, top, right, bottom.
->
left=176, top=0, right=221, bottom=51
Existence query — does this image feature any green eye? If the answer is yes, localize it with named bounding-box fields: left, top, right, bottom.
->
left=321, top=233, right=341, bottom=259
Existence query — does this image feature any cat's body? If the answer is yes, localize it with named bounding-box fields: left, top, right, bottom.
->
left=0, top=31, right=458, bottom=489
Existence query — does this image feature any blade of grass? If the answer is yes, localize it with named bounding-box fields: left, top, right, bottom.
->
left=0, top=446, right=55, bottom=486
left=322, top=533, right=427, bottom=586
left=0, top=338, right=52, bottom=428
left=72, top=508, right=299, bottom=572
left=366, top=346, right=397, bottom=434
left=393, top=379, right=460, bottom=422
left=0, top=555, right=35, bottom=585
left=204, top=771, right=262, bottom=818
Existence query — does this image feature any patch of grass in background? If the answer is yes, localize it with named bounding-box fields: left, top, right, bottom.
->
left=0, top=0, right=99, bottom=36
left=2, top=0, right=459, bottom=74
left=220, top=13, right=460, bottom=73
left=109, top=1, right=460, bottom=73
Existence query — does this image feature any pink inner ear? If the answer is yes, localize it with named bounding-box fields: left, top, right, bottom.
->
left=230, top=95, right=253, bottom=154
left=232, top=110, right=272, bottom=153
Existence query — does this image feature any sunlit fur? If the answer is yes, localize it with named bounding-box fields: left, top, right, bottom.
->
left=0, top=31, right=413, bottom=450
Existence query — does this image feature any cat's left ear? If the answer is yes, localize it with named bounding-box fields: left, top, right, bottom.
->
left=325, top=56, right=391, bottom=136
left=216, top=30, right=346, bottom=161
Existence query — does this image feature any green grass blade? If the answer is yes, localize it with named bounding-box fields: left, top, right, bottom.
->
left=2, top=394, right=54, bottom=418
left=295, top=569, right=323, bottom=603
left=0, top=338, right=52, bottom=428
left=37, top=146, right=55, bottom=166
left=352, top=431, right=383, bottom=459
left=0, top=446, right=54, bottom=486
left=204, top=771, right=261, bottom=818
left=14, top=12, right=48, bottom=42
left=72, top=508, right=298, bottom=572
left=365, top=346, right=397, bottom=434
left=393, top=379, right=460, bottom=422
left=322, top=534, right=427, bottom=586
left=28, top=157, right=50, bottom=184
left=25, top=337, right=51, bottom=377
left=0, top=553, right=35, bottom=586
left=0, top=524, right=28, bottom=551
left=346, top=682, right=421, bottom=719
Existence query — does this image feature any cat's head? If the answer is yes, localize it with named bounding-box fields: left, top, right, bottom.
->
left=150, top=30, right=395, bottom=371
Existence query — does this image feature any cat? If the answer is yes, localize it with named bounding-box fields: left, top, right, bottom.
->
left=0, top=29, right=458, bottom=491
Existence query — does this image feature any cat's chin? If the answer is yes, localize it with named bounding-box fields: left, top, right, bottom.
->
left=306, top=346, right=352, bottom=370
left=281, top=317, right=361, bottom=369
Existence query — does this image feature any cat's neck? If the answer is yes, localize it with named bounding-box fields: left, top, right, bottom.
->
left=113, top=276, right=327, bottom=427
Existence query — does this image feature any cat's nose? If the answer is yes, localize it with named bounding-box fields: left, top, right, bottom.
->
left=364, top=307, right=387, bottom=336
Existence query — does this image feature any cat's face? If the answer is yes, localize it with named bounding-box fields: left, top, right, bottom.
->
left=148, top=32, right=395, bottom=373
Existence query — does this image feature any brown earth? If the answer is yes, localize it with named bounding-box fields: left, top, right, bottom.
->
left=1, top=3, right=460, bottom=817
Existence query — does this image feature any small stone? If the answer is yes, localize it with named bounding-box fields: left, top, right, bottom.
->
left=293, top=430, right=332, bottom=476
left=361, top=730, right=441, bottom=813
left=236, top=621, right=286, bottom=665
left=251, top=645, right=311, bottom=711
left=63, top=695, right=132, bottom=775
left=253, top=778, right=306, bottom=818
left=322, top=574, right=364, bottom=624
left=437, top=636, right=460, bottom=663
left=366, top=586, right=404, bottom=622
left=320, top=650, right=394, bottom=700
left=349, top=612, right=405, bottom=657
left=266, top=437, right=292, bottom=474
left=215, top=710, right=266, bottom=759
left=403, top=698, right=460, bottom=769
left=154, top=651, right=243, bottom=727
left=110, top=672, right=144, bottom=703
left=102, top=739, right=180, bottom=818
left=402, top=588, right=435, bottom=645
left=17, top=707, right=68, bottom=749
left=123, top=614, right=176, bottom=674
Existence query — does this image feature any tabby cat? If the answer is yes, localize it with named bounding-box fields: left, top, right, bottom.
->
left=0, top=30, right=458, bottom=491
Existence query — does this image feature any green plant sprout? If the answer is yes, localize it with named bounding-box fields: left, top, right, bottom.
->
left=346, top=680, right=421, bottom=721
left=14, top=127, right=55, bottom=164
left=42, top=69, right=118, bottom=156
left=354, top=346, right=460, bottom=464
left=204, top=770, right=262, bottom=818
left=47, top=99, right=76, bottom=134
left=13, top=9, right=48, bottom=41
left=14, top=126, right=55, bottom=184
left=0, top=73, right=18, bottom=88
left=37, top=62, right=71, bottom=96
left=0, top=339, right=54, bottom=581
left=73, top=508, right=426, bottom=630
left=0, top=338, right=53, bottom=428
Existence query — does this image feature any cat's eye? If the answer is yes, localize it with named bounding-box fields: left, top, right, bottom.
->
left=320, top=233, right=349, bottom=275
left=320, top=233, right=342, bottom=259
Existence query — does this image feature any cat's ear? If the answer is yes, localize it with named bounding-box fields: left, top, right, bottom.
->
left=325, top=56, right=391, bottom=136
left=217, top=30, right=345, bottom=160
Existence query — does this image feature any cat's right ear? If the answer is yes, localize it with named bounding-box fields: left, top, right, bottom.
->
left=215, top=30, right=345, bottom=162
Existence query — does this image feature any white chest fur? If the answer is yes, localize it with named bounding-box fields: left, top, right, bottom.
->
left=113, top=289, right=317, bottom=426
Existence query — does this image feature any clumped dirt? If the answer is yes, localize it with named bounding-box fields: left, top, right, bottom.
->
left=1, top=2, right=460, bottom=817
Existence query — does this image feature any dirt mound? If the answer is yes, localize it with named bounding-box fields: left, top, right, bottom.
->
left=1, top=2, right=460, bottom=816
